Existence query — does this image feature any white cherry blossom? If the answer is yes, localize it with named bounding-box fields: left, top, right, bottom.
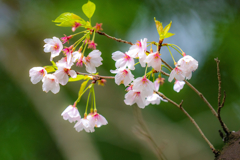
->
left=132, top=76, right=154, bottom=97
left=145, top=52, right=162, bottom=71
left=61, top=105, right=81, bottom=123
left=83, top=50, right=103, bottom=73
left=177, top=55, right=198, bottom=80
left=112, top=51, right=135, bottom=70
left=173, top=80, right=185, bottom=92
left=42, top=74, right=60, bottom=94
left=72, top=51, right=84, bottom=66
left=110, top=68, right=134, bottom=86
left=128, top=38, right=147, bottom=59
left=44, top=37, right=63, bottom=61
left=29, top=67, right=47, bottom=84
left=88, top=113, right=108, bottom=128
left=168, top=66, right=186, bottom=82
left=124, top=90, right=146, bottom=109
left=145, top=93, right=167, bottom=106
left=145, top=79, right=167, bottom=105
left=54, top=60, right=77, bottom=85
left=74, top=118, right=95, bottom=133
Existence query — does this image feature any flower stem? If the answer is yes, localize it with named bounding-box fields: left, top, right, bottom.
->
left=85, top=88, right=92, bottom=114
left=167, top=46, right=176, bottom=64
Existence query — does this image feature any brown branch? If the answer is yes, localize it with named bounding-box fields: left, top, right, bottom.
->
left=215, top=58, right=230, bottom=135
left=76, top=72, right=115, bottom=81
left=161, top=59, right=173, bottom=70
left=96, top=31, right=133, bottom=45
left=184, top=80, right=219, bottom=117
left=215, top=58, right=222, bottom=107
left=155, top=91, right=217, bottom=154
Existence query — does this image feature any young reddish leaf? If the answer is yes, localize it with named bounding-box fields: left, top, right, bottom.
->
left=82, top=1, right=96, bottom=19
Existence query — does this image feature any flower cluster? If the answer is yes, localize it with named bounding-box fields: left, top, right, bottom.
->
left=111, top=38, right=198, bottom=108
left=29, top=7, right=199, bottom=134
left=111, top=39, right=168, bottom=109
left=29, top=36, right=103, bottom=94
left=61, top=104, right=107, bottom=133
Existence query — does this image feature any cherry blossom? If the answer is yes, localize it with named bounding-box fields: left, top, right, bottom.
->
left=43, top=37, right=63, bottom=61
left=128, top=38, right=147, bottom=59
left=83, top=50, right=103, bottom=73
left=42, top=74, right=60, bottom=94
left=168, top=66, right=186, bottom=82
left=29, top=67, right=47, bottom=84
left=54, top=60, right=77, bottom=85
left=124, top=90, right=146, bottom=109
left=177, top=55, right=198, bottom=80
left=88, top=113, right=108, bottom=128
left=110, top=68, right=134, bottom=86
left=173, top=80, right=185, bottom=92
left=132, top=76, right=154, bottom=97
left=74, top=118, right=95, bottom=133
left=145, top=52, right=162, bottom=72
left=72, top=51, right=84, bottom=66
left=146, top=79, right=167, bottom=105
left=145, top=93, right=167, bottom=106
left=63, top=45, right=74, bottom=65
left=61, top=105, right=81, bottom=123
left=112, top=51, right=135, bottom=70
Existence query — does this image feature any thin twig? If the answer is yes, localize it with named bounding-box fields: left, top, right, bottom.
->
left=161, top=59, right=173, bottom=70
left=133, top=106, right=167, bottom=160
left=155, top=91, right=217, bottom=153
left=96, top=31, right=133, bottom=45
left=76, top=71, right=115, bottom=81
left=184, top=80, right=218, bottom=117
left=217, top=91, right=229, bottom=135
left=215, top=58, right=230, bottom=135
left=215, top=58, right=222, bottom=107
left=96, top=30, right=218, bottom=153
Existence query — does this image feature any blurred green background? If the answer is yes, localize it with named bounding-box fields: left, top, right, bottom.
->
left=1, top=0, right=240, bottom=159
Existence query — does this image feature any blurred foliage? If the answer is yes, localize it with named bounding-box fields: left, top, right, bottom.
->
left=0, top=64, right=64, bottom=160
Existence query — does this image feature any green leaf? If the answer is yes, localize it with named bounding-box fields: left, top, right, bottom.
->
left=68, top=75, right=90, bottom=82
left=163, top=21, right=172, bottom=36
left=78, top=80, right=90, bottom=102
left=154, top=17, right=164, bottom=40
left=82, top=1, right=96, bottom=19
left=44, top=66, right=55, bottom=73
left=53, top=12, right=86, bottom=27
left=164, top=32, right=175, bottom=39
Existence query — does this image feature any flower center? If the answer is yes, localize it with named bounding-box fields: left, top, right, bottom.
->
left=39, top=69, right=45, bottom=75
left=53, top=44, right=59, bottom=50
left=136, top=41, right=142, bottom=47
left=64, top=68, right=69, bottom=74
left=141, top=76, right=148, bottom=84
left=154, top=52, right=160, bottom=59
left=124, top=54, right=131, bottom=61
left=122, top=69, right=128, bottom=76
left=85, top=56, right=91, bottom=62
